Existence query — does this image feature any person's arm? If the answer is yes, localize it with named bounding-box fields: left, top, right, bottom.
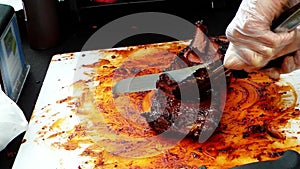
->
left=224, top=0, right=300, bottom=76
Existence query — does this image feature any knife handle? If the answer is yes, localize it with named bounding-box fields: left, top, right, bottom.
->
left=271, top=2, right=300, bottom=32
left=230, top=150, right=300, bottom=169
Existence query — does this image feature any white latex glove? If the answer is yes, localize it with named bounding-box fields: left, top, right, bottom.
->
left=0, top=87, right=27, bottom=151
left=224, top=0, right=300, bottom=72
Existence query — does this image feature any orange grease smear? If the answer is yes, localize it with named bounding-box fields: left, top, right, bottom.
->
left=47, top=41, right=300, bottom=169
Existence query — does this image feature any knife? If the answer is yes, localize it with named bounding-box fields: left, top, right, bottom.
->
left=112, top=2, right=300, bottom=95
left=112, top=61, right=213, bottom=94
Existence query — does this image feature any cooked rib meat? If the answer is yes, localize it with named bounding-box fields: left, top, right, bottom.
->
left=142, top=21, right=230, bottom=139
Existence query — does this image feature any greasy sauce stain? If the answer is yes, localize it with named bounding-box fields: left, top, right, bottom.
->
left=37, top=41, right=300, bottom=169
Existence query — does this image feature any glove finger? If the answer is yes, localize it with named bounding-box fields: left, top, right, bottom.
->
left=294, top=50, right=300, bottom=66
left=224, top=43, right=269, bottom=71
left=227, top=28, right=296, bottom=58
left=224, top=44, right=249, bottom=70
left=274, top=28, right=300, bottom=58
left=226, top=17, right=295, bottom=44
left=257, top=29, right=296, bottom=48
left=281, top=55, right=296, bottom=73
left=280, top=50, right=300, bottom=73
left=232, top=39, right=277, bottom=60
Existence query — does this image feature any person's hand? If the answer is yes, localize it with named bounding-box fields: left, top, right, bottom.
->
left=224, top=0, right=300, bottom=72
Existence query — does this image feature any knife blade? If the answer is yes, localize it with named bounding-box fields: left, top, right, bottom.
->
left=112, top=61, right=213, bottom=94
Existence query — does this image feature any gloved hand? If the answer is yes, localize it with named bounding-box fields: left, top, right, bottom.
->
left=224, top=0, right=300, bottom=72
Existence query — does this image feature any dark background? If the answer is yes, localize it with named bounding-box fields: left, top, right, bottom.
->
left=0, top=0, right=241, bottom=168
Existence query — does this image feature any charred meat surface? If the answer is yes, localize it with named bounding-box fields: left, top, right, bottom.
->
left=142, top=21, right=230, bottom=139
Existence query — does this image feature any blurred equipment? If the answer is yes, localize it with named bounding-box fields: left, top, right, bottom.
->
left=0, top=4, right=30, bottom=102
left=22, top=0, right=60, bottom=50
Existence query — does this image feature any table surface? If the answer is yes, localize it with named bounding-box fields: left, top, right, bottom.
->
left=10, top=33, right=300, bottom=168
left=0, top=3, right=240, bottom=168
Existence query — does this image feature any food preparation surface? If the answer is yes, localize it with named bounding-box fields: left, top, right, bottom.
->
left=13, top=41, right=300, bottom=169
